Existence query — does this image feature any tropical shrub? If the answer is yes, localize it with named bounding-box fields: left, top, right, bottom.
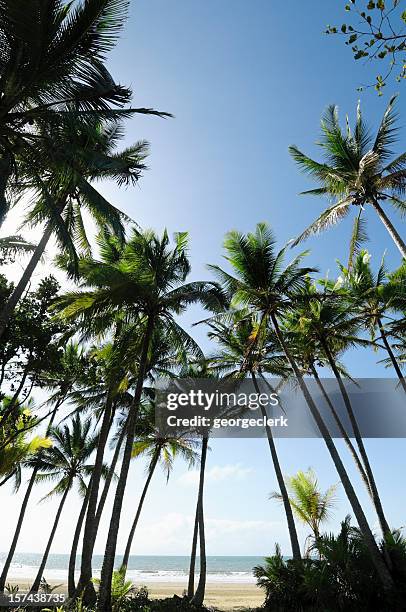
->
left=254, top=517, right=406, bottom=611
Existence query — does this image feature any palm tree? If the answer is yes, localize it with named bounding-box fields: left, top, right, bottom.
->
left=70, top=314, right=198, bottom=603
left=0, top=116, right=149, bottom=339
left=336, top=250, right=406, bottom=391
left=289, top=96, right=406, bottom=259
left=189, top=434, right=209, bottom=607
left=28, top=414, right=99, bottom=593
left=66, top=335, right=132, bottom=604
left=54, top=228, right=225, bottom=611
left=0, top=0, right=167, bottom=220
left=270, top=469, right=338, bottom=553
left=0, top=398, right=51, bottom=487
left=285, top=279, right=391, bottom=538
left=211, top=222, right=394, bottom=590
left=120, top=406, right=198, bottom=573
left=280, top=303, right=371, bottom=494
left=205, top=313, right=302, bottom=563
left=0, top=343, right=86, bottom=592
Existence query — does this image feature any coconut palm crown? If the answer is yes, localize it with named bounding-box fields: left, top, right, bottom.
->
left=289, top=96, right=406, bottom=260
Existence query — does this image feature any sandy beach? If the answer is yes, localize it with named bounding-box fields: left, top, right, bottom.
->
left=6, top=578, right=264, bottom=611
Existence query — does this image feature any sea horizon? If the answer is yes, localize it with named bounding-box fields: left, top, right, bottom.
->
left=0, top=553, right=266, bottom=584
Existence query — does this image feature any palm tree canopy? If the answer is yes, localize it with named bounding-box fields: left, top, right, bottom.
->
left=14, top=116, right=149, bottom=271
left=210, top=222, right=315, bottom=313
left=29, top=413, right=100, bottom=499
left=53, top=227, right=226, bottom=341
left=289, top=96, right=406, bottom=247
left=0, top=398, right=51, bottom=484
left=132, top=403, right=199, bottom=481
left=271, top=469, right=338, bottom=537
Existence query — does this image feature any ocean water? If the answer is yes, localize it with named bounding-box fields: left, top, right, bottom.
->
left=0, top=553, right=264, bottom=584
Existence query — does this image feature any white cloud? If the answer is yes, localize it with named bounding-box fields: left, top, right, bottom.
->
left=130, top=512, right=284, bottom=555
left=178, top=463, right=253, bottom=486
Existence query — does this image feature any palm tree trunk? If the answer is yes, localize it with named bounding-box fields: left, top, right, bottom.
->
left=371, top=198, right=406, bottom=259
left=0, top=155, right=11, bottom=226
left=96, top=315, right=154, bottom=612
left=190, top=437, right=208, bottom=607
left=120, top=449, right=160, bottom=574
left=310, top=364, right=371, bottom=492
left=68, top=486, right=91, bottom=598
left=30, top=486, right=70, bottom=593
left=251, top=372, right=302, bottom=562
left=95, top=424, right=127, bottom=527
left=0, top=224, right=53, bottom=340
left=0, top=468, right=37, bottom=591
left=187, top=499, right=199, bottom=599
left=0, top=403, right=61, bottom=591
left=377, top=318, right=406, bottom=393
left=75, top=396, right=114, bottom=604
left=320, top=337, right=391, bottom=537
left=270, top=312, right=394, bottom=591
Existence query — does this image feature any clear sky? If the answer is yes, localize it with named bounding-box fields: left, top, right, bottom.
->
left=1, top=0, right=406, bottom=560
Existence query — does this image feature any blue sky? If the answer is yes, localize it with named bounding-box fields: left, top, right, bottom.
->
left=1, top=0, right=406, bottom=560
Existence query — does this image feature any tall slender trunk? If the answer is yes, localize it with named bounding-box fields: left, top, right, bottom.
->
left=187, top=498, right=199, bottom=599
left=73, top=412, right=125, bottom=603
left=190, top=437, right=208, bottom=607
left=270, top=312, right=394, bottom=591
left=310, top=365, right=370, bottom=492
left=96, top=316, right=154, bottom=612
left=0, top=155, right=11, bottom=226
left=0, top=469, right=36, bottom=591
left=120, top=449, right=160, bottom=574
left=75, top=397, right=114, bottom=604
left=378, top=318, right=406, bottom=393
left=30, top=486, right=70, bottom=593
left=0, top=224, right=53, bottom=340
left=95, top=424, right=127, bottom=528
left=68, top=486, right=92, bottom=598
left=251, top=372, right=301, bottom=562
left=371, top=198, right=406, bottom=260
left=320, top=338, right=391, bottom=537
left=0, top=403, right=61, bottom=591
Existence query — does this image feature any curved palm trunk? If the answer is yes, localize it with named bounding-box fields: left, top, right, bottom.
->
left=120, top=449, right=160, bottom=574
left=187, top=498, right=199, bottom=599
left=371, top=199, right=406, bottom=260
left=251, top=372, right=302, bottom=562
left=95, top=424, right=127, bottom=527
left=270, top=312, right=394, bottom=591
left=68, top=486, right=92, bottom=598
left=75, top=396, right=114, bottom=604
left=190, top=437, right=208, bottom=607
left=0, top=224, right=53, bottom=340
left=0, top=403, right=61, bottom=591
left=30, top=486, right=70, bottom=593
left=377, top=318, right=406, bottom=393
left=310, top=365, right=371, bottom=492
left=96, top=316, right=154, bottom=612
left=320, top=338, right=391, bottom=537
